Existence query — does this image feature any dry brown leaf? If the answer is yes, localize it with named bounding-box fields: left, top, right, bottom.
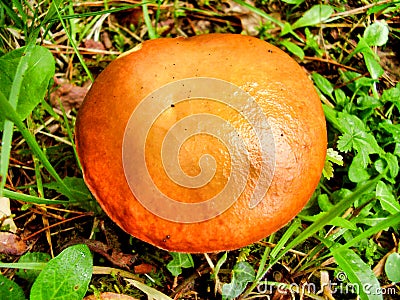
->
left=50, top=78, right=89, bottom=112
left=221, top=0, right=265, bottom=36
left=84, top=39, right=106, bottom=51
left=133, top=263, right=157, bottom=274
left=84, top=292, right=138, bottom=300
left=0, top=232, right=28, bottom=255
left=62, top=237, right=137, bottom=269
left=101, top=32, right=113, bottom=49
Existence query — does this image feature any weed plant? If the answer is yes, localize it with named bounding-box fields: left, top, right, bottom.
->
left=0, top=0, right=399, bottom=299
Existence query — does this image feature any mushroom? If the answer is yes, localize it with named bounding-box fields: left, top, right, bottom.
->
left=75, top=34, right=327, bottom=253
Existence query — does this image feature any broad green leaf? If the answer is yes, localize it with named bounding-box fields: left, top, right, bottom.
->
left=356, top=37, right=380, bottom=58
left=305, top=28, right=324, bottom=56
left=337, top=130, right=364, bottom=158
left=326, top=148, right=343, bottom=166
left=318, top=194, right=334, bottom=211
left=0, top=274, right=26, bottom=300
left=385, top=253, right=400, bottom=282
left=364, top=21, right=389, bottom=46
left=332, top=249, right=383, bottom=300
left=292, top=5, right=334, bottom=29
left=44, top=177, right=92, bottom=202
left=336, top=113, right=382, bottom=164
left=323, top=159, right=335, bottom=180
left=334, top=88, right=348, bottom=106
left=281, top=22, right=294, bottom=37
left=312, top=72, right=334, bottom=99
left=44, top=177, right=99, bottom=212
left=356, top=96, right=381, bottom=110
left=349, top=36, right=383, bottom=79
left=376, top=181, right=400, bottom=214
left=280, top=40, right=304, bottom=60
left=232, top=261, right=255, bottom=283
left=375, top=153, right=399, bottom=179
left=16, top=252, right=51, bottom=284
left=30, top=244, right=92, bottom=300
left=166, top=253, right=194, bottom=276
left=343, top=36, right=379, bottom=68
left=322, top=104, right=340, bottom=130
left=381, top=83, right=400, bottom=109
left=340, top=72, right=376, bottom=97
left=214, top=252, right=228, bottom=279
left=222, top=262, right=255, bottom=300
left=0, top=45, right=55, bottom=124
left=0, top=44, right=55, bottom=197
left=378, top=122, right=400, bottom=142
left=348, top=154, right=371, bottom=183
left=395, top=143, right=400, bottom=157
left=363, top=52, right=384, bottom=79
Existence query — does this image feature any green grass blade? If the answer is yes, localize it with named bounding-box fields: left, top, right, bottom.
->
left=255, top=234, right=274, bottom=281
left=270, top=219, right=301, bottom=258
left=59, top=102, right=82, bottom=171
left=241, top=175, right=382, bottom=298
left=333, top=212, right=400, bottom=253
left=53, top=2, right=94, bottom=82
left=333, top=249, right=383, bottom=300
left=0, top=92, right=74, bottom=200
left=28, top=117, right=44, bottom=198
left=2, top=189, right=75, bottom=205
left=142, top=0, right=157, bottom=39
left=0, top=119, right=14, bottom=197
left=0, top=43, right=34, bottom=195
left=0, top=262, right=47, bottom=270
left=271, top=177, right=381, bottom=266
left=0, top=0, right=24, bottom=28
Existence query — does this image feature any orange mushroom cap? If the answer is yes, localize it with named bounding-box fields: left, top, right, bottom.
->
left=75, top=34, right=327, bottom=253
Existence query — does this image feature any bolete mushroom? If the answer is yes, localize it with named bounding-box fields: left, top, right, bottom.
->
left=75, top=34, right=327, bottom=253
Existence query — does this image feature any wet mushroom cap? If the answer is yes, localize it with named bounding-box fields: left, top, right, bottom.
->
left=75, top=34, right=327, bottom=253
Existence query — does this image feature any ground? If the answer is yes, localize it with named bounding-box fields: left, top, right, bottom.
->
left=0, top=1, right=399, bottom=299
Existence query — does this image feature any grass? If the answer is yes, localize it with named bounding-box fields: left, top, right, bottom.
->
left=0, top=0, right=399, bottom=299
